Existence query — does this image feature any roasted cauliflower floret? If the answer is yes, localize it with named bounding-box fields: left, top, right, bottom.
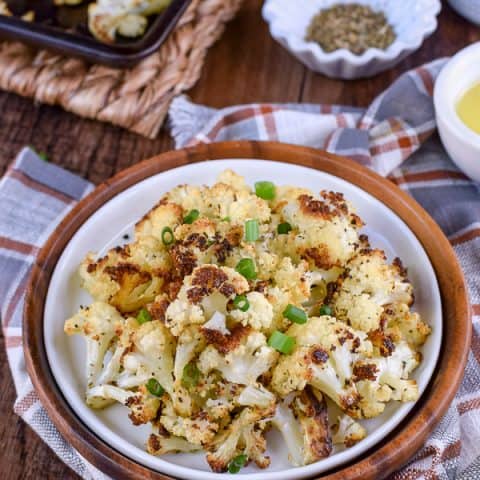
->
left=116, top=320, right=175, bottom=396
left=230, top=291, right=274, bottom=331
left=291, top=387, right=332, bottom=464
left=159, top=399, right=218, bottom=446
left=332, top=249, right=414, bottom=332
left=135, top=200, right=183, bottom=240
left=237, top=384, right=276, bottom=409
left=88, top=0, right=172, bottom=43
left=278, top=191, right=363, bottom=270
left=79, top=236, right=170, bottom=313
left=331, top=413, right=367, bottom=447
left=202, top=182, right=271, bottom=224
left=272, top=388, right=334, bottom=467
left=148, top=425, right=200, bottom=455
left=206, top=406, right=273, bottom=472
left=198, top=329, right=278, bottom=385
left=384, top=302, right=431, bottom=347
left=64, top=302, right=123, bottom=387
left=86, top=384, right=161, bottom=425
left=351, top=340, right=420, bottom=418
left=272, top=316, right=371, bottom=411
left=165, top=265, right=249, bottom=336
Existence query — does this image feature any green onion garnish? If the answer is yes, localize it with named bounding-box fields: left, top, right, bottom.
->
left=182, top=362, right=200, bottom=388
left=183, top=209, right=200, bottom=224
left=235, top=258, right=257, bottom=280
left=319, top=305, right=333, bottom=316
left=268, top=331, right=295, bottom=354
left=277, top=222, right=292, bottom=234
left=222, top=216, right=231, bottom=222
left=161, top=226, right=174, bottom=245
left=283, top=304, right=307, bottom=324
left=146, top=378, right=164, bottom=397
left=245, top=219, right=259, bottom=242
left=255, top=181, right=276, bottom=200
left=137, top=308, right=152, bottom=324
left=228, top=454, right=248, bottom=474
left=233, top=294, right=250, bottom=312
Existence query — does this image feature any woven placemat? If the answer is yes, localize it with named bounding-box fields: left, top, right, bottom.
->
left=0, top=0, right=242, bottom=138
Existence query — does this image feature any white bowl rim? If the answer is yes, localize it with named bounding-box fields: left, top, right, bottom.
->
left=262, top=0, right=442, bottom=66
left=434, top=41, right=480, bottom=147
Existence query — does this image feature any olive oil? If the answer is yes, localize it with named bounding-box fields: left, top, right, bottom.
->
left=456, top=82, right=480, bottom=135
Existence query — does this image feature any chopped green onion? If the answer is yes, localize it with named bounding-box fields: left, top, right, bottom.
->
left=146, top=378, right=164, bottom=397
left=233, top=294, right=250, bottom=312
left=228, top=454, right=248, bottom=474
left=235, top=258, right=257, bottom=280
left=183, top=209, right=199, bottom=224
left=137, top=308, right=152, bottom=324
left=319, top=305, right=333, bottom=316
left=222, top=216, right=231, bottom=222
left=283, top=304, right=307, bottom=324
left=277, top=222, right=292, bottom=234
left=245, top=219, right=259, bottom=242
left=255, top=181, right=276, bottom=200
left=161, top=226, right=174, bottom=245
left=268, top=331, right=295, bottom=354
left=182, top=362, right=200, bottom=388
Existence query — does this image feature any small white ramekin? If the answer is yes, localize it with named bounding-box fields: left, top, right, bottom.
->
left=434, top=43, right=480, bottom=183
left=262, top=0, right=441, bottom=79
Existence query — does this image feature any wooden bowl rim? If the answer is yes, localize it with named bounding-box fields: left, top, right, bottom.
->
left=23, top=141, right=471, bottom=480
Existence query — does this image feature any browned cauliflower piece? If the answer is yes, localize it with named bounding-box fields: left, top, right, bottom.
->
left=332, top=249, right=414, bottom=332
left=205, top=406, right=273, bottom=472
left=79, top=236, right=171, bottom=313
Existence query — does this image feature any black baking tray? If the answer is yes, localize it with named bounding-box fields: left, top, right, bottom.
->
left=0, top=0, right=192, bottom=67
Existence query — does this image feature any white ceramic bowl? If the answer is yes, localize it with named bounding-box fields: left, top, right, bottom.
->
left=44, top=160, right=442, bottom=480
left=434, top=42, right=480, bottom=183
left=447, top=0, right=480, bottom=25
left=262, top=0, right=441, bottom=79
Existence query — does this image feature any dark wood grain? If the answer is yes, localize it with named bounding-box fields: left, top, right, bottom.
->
left=1, top=1, right=479, bottom=478
left=24, top=142, right=470, bottom=480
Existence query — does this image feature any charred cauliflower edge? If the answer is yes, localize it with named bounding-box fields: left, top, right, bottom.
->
left=64, top=169, right=431, bottom=473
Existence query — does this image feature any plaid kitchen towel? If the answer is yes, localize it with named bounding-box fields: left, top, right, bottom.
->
left=1, top=58, right=479, bottom=480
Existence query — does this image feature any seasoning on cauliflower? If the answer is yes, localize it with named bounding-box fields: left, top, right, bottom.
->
left=198, top=328, right=279, bottom=385
left=291, top=387, right=332, bottom=464
left=272, top=316, right=371, bottom=412
left=79, top=236, right=170, bottom=313
left=148, top=424, right=200, bottom=455
left=332, top=249, right=414, bottom=332
left=331, top=413, right=367, bottom=447
left=278, top=191, right=363, bottom=271
left=165, top=264, right=249, bottom=336
left=159, top=399, right=219, bottom=446
left=351, top=340, right=420, bottom=418
left=383, top=302, right=431, bottom=347
left=230, top=291, right=274, bottom=331
left=87, top=384, right=161, bottom=425
left=64, top=302, right=123, bottom=387
left=205, top=406, right=273, bottom=472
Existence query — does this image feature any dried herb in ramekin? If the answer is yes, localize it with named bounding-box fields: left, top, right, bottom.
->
left=305, top=3, right=396, bottom=55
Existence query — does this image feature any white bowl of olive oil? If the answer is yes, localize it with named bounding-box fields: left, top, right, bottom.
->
left=434, top=42, right=480, bottom=183
left=262, top=0, right=441, bottom=79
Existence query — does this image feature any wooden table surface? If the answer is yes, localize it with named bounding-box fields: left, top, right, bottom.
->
left=1, top=1, right=478, bottom=478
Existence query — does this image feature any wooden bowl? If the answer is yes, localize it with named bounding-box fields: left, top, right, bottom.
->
left=23, top=141, right=471, bottom=480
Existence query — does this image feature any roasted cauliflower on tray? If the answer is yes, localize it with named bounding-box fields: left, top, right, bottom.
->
left=65, top=170, right=431, bottom=473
